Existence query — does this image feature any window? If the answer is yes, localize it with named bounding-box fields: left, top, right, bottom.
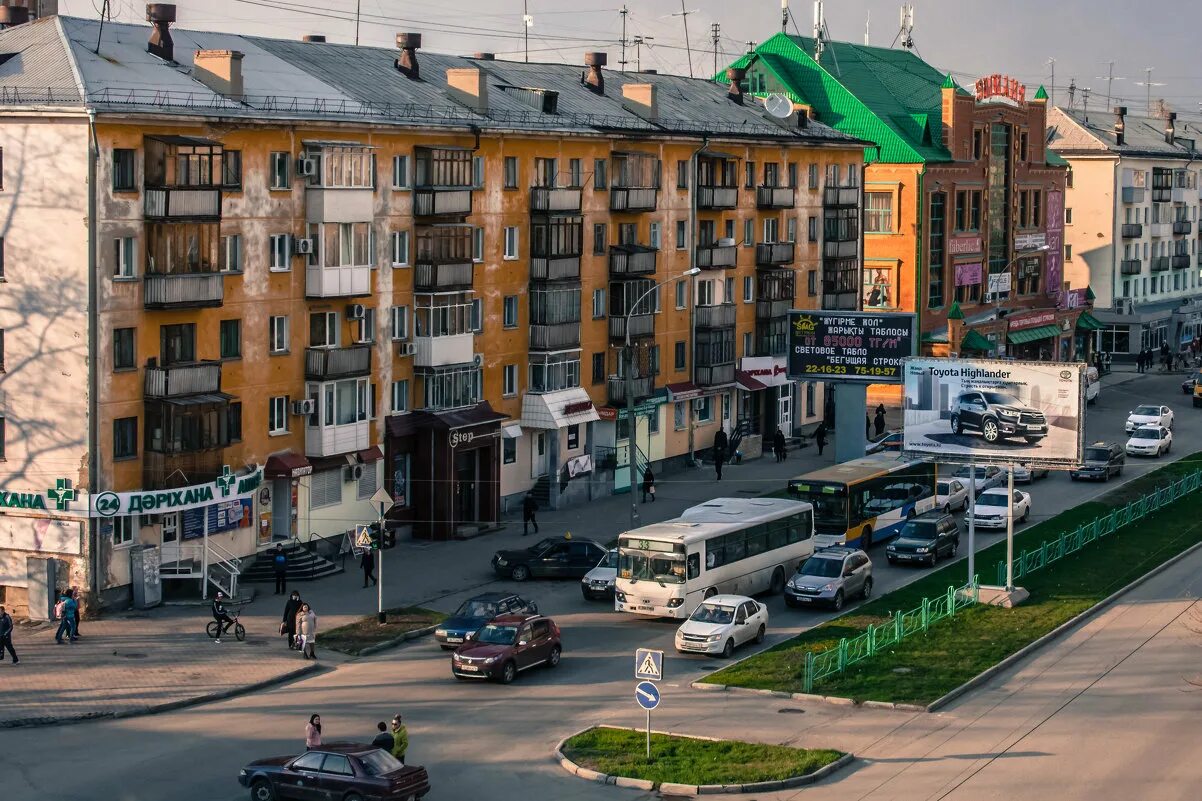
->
left=503, top=226, right=519, bottom=259
left=391, top=379, right=409, bottom=413
left=113, top=417, right=137, bottom=460
left=160, top=323, right=195, bottom=364
left=592, top=288, right=605, bottom=319
left=528, top=355, right=578, bottom=395
left=675, top=280, right=687, bottom=309
left=502, top=364, right=518, bottom=396
left=569, top=158, right=583, bottom=188
left=677, top=160, right=689, bottom=189
left=227, top=402, right=242, bottom=442
left=222, top=150, right=242, bottom=188
left=1065, top=207, right=1073, bottom=225
left=649, top=222, right=661, bottom=250
left=808, top=216, right=818, bottom=242
left=954, top=190, right=982, bottom=232
left=112, top=149, right=135, bottom=191
left=565, top=423, right=580, bottom=450
left=503, top=156, right=518, bottom=189
left=864, top=192, right=893, bottom=233
left=763, top=217, right=779, bottom=243
left=697, top=278, right=716, bottom=307
left=1065, top=244, right=1073, bottom=260
left=219, top=319, right=241, bottom=359
left=270, top=152, right=290, bottom=190
left=392, top=154, right=410, bottom=188
left=594, top=158, right=607, bottom=189
left=675, top=220, right=687, bottom=250
left=743, top=219, right=753, bottom=246
left=674, top=401, right=686, bottom=430
left=470, top=298, right=483, bottom=332
left=826, top=163, right=839, bottom=186
left=786, top=217, right=797, bottom=244
left=113, top=236, right=136, bottom=278
left=391, top=231, right=410, bottom=266
left=788, top=162, right=799, bottom=188
left=503, top=295, right=518, bottom=328
left=673, top=340, right=686, bottom=370
left=390, top=306, right=408, bottom=340
left=695, top=396, right=714, bottom=422
left=309, top=311, right=338, bottom=347
left=357, top=307, right=375, bottom=343
left=1019, top=131, right=1029, bottom=162
left=649, top=345, right=660, bottom=375
left=269, top=315, right=289, bottom=354
left=0, top=237, right=4, bottom=280
left=269, top=234, right=291, bottom=271
left=972, top=129, right=983, bottom=160
left=744, top=161, right=756, bottom=188
left=473, top=227, right=484, bottom=262
left=219, top=234, right=242, bottom=272
left=807, top=270, right=817, bottom=296
left=743, top=275, right=754, bottom=302
left=472, top=155, right=484, bottom=188
left=763, top=162, right=779, bottom=187
left=724, top=276, right=734, bottom=302
left=591, top=352, right=605, bottom=384
left=808, top=163, right=819, bottom=189
left=928, top=191, right=946, bottom=308
left=268, top=396, right=289, bottom=434
left=113, top=328, right=135, bottom=370
left=593, top=223, right=607, bottom=255
left=111, top=517, right=133, bottom=547
left=743, top=331, right=753, bottom=357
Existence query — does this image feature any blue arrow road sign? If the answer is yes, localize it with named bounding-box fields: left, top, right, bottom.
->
left=635, top=648, right=663, bottom=681
left=635, top=681, right=661, bottom=711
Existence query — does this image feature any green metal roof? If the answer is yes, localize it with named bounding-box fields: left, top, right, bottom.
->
left=947, top=300, right=965, bottom=320
left=960, top=329, right=993, bottom=352
left=1007, top=324, right=1062, bottom=345
left=1033, top=85, right=1048, bottom=100
left=1076, top=311, right=1105, bottom=331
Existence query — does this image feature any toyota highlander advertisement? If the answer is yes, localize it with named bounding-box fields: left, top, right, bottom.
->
left=902, top=358, right=1084, bottom=468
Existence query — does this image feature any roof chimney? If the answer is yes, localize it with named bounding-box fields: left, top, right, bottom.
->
left=193, top=50, right=244, bottom=99
left=473, top=52, right=495, bottom=61
left=146, top=3, right=176, bottom=62
left=395, top=32, right=421, bottom=80
left=622, top=82, right=658, bottom=122
left=583, top=51, right=606, bottom=94
left=1166, top=112, right=1177, bottom=145
left=302, top=35, right=326, bottom=43
left=0, top=6, right=30, bottom=28
left=726, top=67, right=747, bottom=105
left=1114, top=106, right=1126, bottom=146
left=446, top=67, right=489, bottom=114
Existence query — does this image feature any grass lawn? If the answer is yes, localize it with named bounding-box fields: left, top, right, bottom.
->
left=321, top=607, right=446, bottom=655
left=706, top=456, right=1202, bottom=705
left=561, top=726, right=843, bottom=786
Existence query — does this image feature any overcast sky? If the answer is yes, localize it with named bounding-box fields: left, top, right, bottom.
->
left=62, top=0, right=1202, bottom=118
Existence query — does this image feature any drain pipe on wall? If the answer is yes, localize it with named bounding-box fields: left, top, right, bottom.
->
left=86, top=110, right=101, bottom=606
left=687, top=137, right=708, bottom=466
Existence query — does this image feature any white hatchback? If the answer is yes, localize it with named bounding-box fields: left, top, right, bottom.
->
left=674, top=595, right=768, bottom=659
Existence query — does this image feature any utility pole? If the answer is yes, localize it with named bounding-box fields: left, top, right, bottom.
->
left=619, top=5, right=629, bottom=72
left=673, top=0, right=694, bottom=78
left=523, top=0, right=532, bottom=63
left=711, top=22, right=720, bottom=77
left=1067, top=78, right=1077, bottom=109
left=355, top=0, right=361, bottom=45
left=1081, top=86, right=1092, bottom=120
left=633, top=36, right=653, bottom=73
left=1047, top=58, right=1055, bottom=106
left=864, top=9, right=870, bottom=45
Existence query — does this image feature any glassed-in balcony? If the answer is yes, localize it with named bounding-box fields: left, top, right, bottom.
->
left=755, top=242, right=795, bottom=267
left=696, top=243, right=737, bottom=269
left=304, top=345, right=372, bottom=380
left=608, top=244, right=657, bottom=277
left=756, top=186, right=795, bottom=209
left=530, top=186, right=582, bottom=214
left=415, top=225, right=474, bottom=291
left=696, top=185, right=738, bottom=210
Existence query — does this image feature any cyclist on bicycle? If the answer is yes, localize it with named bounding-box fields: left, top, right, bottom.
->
left=212, top=592, right=235, bottom=643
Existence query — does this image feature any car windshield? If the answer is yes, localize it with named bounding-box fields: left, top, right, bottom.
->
left=954, top=467, right=988, bottom=480
left=1085, top=447, right=1111, bottom=461
left=899, top=521, right=937, bottom=540
left=978, top=494, right=1009, bottom=507
left=454, top=600, right=497, bottom=618
left=799, top=556, right=843, bottom=578
left=791, top=484, right=847, bottom=526
left=1132, top=405, right=1160, bottom=416
left=981, top=392, right=1021, bottom=405
left=359, top=750, right=404, bottom=777
left=689, top=603, right=734, bottom=624
left=474, top=624, right=518, bottom=645
left=619, top=549, right=685, bottom=584
left=599, top=549, right=618, bottom=569
left=530, top=538, right=559, bottom=553
left=1132, top=429, right=1160, bottom=440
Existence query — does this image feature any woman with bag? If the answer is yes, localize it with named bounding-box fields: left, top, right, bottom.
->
left=281, top=591, right=303, bottom=650
left=296, top=602, right=318, bottom=660
left=641, top=467, right=656, bottom=503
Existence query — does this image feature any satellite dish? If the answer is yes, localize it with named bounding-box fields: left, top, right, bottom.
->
left=764, top=93, right=794, bottom=119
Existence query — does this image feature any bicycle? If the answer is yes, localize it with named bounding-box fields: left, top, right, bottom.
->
left=206, top=608, right=245, bottom=642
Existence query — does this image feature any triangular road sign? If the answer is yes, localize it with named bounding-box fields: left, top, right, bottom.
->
left=637, top=652, right=661, bottom=679
left=354, top=525, right=374, bottom=549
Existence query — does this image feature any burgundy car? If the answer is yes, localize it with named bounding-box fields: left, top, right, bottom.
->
left=238, top=743, right=429, bottom=801
left=450, top=613, right=561, bottom=683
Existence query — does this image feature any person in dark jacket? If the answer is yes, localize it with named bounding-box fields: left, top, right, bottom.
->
left=272, top=544, right=288, bottom=595
left=211, top=592, right=235, bottom=643
left=874, top=404, right=887, bottom=437
left=712, top=429, right=728, bottom=481
left=282, top=591, right=303, bottom=650
left=0, top=605, right=17, bottom=664
left=522, top=494, right=539, bottom=536
left=814, top=421, right=828, bottom=456
left=642, top=467, right=656, bottom=502
left=371, top=721, right=394, bottom=751
left=361, top=548, right=377, bottom=588
left=772, top=427, right=787, bottom=463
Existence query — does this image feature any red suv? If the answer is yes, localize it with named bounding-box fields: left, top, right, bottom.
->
left=450, top=614, right=561, bottom=684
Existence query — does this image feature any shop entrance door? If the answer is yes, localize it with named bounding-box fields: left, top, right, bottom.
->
left=777, top=385, right=792, bottom=431
left=160, top=512, right=182, bottom=568
left=455, top=449, right=479, bottom=524
left=271, top=478, right=292, bottom=542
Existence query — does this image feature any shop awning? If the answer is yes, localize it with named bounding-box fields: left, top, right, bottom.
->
left=960, top=329, right=993, bottom=352
left=1075, top=311, right=1105, bottom=331
left=519, top=387, right=600, bottom=429
left=735, top=371, right=769, bottom=392
left=1007, top=324, right=1061, bottom=345
left=665, top=382, right=702, bottom=401
left=501, top=424, right=524, bottom=439
left=265, top=452, right=312, bottom=479
left=385, top=402, right=506, bottom=438
left=922, top=330, right=950, bottom=344
left=356, top=446, right=383, bottom=463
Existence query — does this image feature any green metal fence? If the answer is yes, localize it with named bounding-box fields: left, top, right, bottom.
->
left=801, top=580, right=978, bottom=693
left=995, top=468, right=1202, bottom=586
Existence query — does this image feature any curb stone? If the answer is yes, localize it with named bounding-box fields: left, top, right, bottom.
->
left=352, top=624, right=438, bottom=657
left=553, top=725, right=854, bottom=795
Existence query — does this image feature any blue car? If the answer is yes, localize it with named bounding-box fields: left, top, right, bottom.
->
left=434, top=592, right=538, bottom=649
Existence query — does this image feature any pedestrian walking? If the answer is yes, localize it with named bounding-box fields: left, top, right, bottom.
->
left=281, top=590, right=303, bottom=650
left=772, top=427, right=787, bottom=463
left=641, top=466, right=656, bottom=502
left=360, top=548, right=377, bottom=588
left=297, top=602, right=317, bottom=659
left=522, top=493, right=539, bottom=536
left=68, top=585, right=82, bottom=638
left=865, top=415, right=871, bottom=439
left=390, top=714, right=409, bottom=764
left=212, top=591, right=235, bottom=644
left=54, top=588, right=77, bottom=644
left=713, top=428, right=728, bottom=482
left=814, top=421, right=828, bottom=456
left=0, top=605, right=17, bottom=664
left=272, top=544, right=288, bottom=595
left=305, top=714, right=322, bottom=750
left=874, top=404, right=886, bottom=437
left=371, top=721, right=394, bottom=751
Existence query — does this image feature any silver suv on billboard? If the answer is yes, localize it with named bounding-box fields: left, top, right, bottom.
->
left=949, top=390, right=1048, bottom=445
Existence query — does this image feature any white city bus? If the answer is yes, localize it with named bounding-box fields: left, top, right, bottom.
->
left=614, top=497, right=815, bottom=619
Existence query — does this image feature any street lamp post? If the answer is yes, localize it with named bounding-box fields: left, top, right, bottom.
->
left=624, top=268, right=701, bottom=534
left=989, top=244, right=1051, bottom=316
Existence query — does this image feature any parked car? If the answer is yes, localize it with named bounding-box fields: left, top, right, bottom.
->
left=1195, top=381, right=1202, bottom=408
left=674, top=595, right=768, bottom=658
left=1010, top=463, right=1049, bottom=483
left=580, top=548, right=618, bottom=601
left=239, top=744, right=430, bottom=801
left=1070, top=442, right=1126, bottom=481
left=1125, top=404, right=1174, bottom=433
left=951, top=464, right=1005, bottom=492
left=936, top=478, right=969, bottom=513
left=492, top=536, right=609, bottom=582
left=967, top=488, right=1031, bottom=530
left=434, top=592, right=538, bottom=649
left=865, top=430, right=903, bottom=455
left=1084, top=366, right=1100, bottom=405
left=950, top=390, right=1048, bottom=444
left=1181, top=371, right=1201, bottom=395
left=1125, top=424, right=1172, bottom=457
left=784, top=548, right=872, bottom=611
left=886, top=512, right=960, bottom=566
left=451, top=614, right=561, bottom=683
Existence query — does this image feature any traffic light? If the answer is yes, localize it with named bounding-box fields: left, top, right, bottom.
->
left=370, top=522, right=382, bottom=551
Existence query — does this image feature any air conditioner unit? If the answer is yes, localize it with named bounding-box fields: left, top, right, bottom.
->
left=346, top=303, right=366, bottom=320
left=344, top=464, right=365, bottom=482
left=1114, top=297, right=1134, bottom=315
left=473, top=353, right=484, bottom=367
left=296, top=157, right=318, bottom=178
left=291, top=399, right=316, bottom=416
left=294, top=238, right=315, bottom=255
left=399, top=342, right=418, bottom=356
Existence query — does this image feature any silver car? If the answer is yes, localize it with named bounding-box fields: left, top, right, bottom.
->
left=783, top=548, right=872, bottom=611
left=580, top=548, right=617, bottom=601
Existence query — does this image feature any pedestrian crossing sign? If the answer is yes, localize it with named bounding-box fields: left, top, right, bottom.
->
left=354, top=525, right=373, bottom=550
left=635, top=648, right=663, bottom=681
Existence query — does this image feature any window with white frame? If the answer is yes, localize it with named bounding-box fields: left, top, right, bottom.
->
left=503, top=296, right=518, bottom=328
left=391, top=231, right=410, bottom=266
left=676, top=280, right=687, bottom=309
left=649, top=222, right=661, bottom=249
left=763, top=217, right=779, bottom=243
left=695, top=396, right=714, bottom=422
left=697, top=279, right=716, bottom=306
left=472, top=155, right=484, bottom=188
left=392, top=154, right=410, bottom=189
left=270, top=152, right=290, bottom=190
left=111, top=517, right=134, bottom=547
left=391, top=379, right=409, bottom=412
left=503, top=364, right=518, bottom=396
left=114, top=236, right=136, bottom=278
left=675, top=219, right=687, bottom=250
left=310, top=377, right=369, bottom=427
left=503, top=226, right=519, bottom=259
left=269, top=234, right=291, bottom=271
left=864, top=192, right=894, bottom=233
left=470, top=298, right=483, bottom=332
left=269, top=315, right=289, bottom=354
left=357, top=307, right=375, bottom=344
left=390, top=306, right=409, bottom=340
left=743, top=219, right=754, bottom=246
left=592, top=288, right=605, bottom=319
left=219, top=234, right=242, bottom=272
left=743, top=275, right=754, bottom=302
left=473, top=227, right=484, bottom=261
left=268, top=395, right=289, bottom=434
left=309, top=311, right=338, bottom=347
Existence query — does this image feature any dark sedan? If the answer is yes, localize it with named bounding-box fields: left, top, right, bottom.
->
left=491, top=536, right=609, bottom=581
left=239, top=743, right=429, bottom=801
left=886, top=513, right=959, bottom=567
left=434, top=592, right=538, bottom=649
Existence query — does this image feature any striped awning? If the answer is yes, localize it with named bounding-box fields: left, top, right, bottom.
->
left=1007, top=324, right=1061, bottom=345
left=1075, top=311, right=1105, bottom=331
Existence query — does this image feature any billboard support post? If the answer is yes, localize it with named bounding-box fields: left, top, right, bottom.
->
left=1005, top=465, right=1015, bottom=590
left=967, top=461, right=976, bottom=586
left=833, top=383, right=868, bottom=465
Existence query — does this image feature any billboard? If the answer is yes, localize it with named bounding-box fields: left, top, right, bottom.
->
left=787, top=311, right=917, bottom=384
left=902, top=358, right=1084, bottom=468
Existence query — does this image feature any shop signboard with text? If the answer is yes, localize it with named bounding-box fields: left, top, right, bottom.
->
left=90, top=466, right=264, bottom=518
left=901, top=358, right=1084, bottom=468
left=787, top=311, right=916, bottom=384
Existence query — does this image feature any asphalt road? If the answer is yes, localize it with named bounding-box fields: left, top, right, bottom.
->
left=0, top=371, right=1194, bottom=801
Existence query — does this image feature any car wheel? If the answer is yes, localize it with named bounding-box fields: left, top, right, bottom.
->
left=769, top=566, right=786, bottom=595
left=943, top=504, right=951, bottom=514
left=721, top=638, right=735, bottom=659
left=1021, top=507, right=1029, bottom=524
left=704, top=587, right=717, bottom=599
left=784, top=596, right=798, bottom=609
left=952, top=541, right=959, bottom=557
left=887, top=557, right=896, bottom=565
left=862, top=526, right=873, bottom=548
left=832, top=591, right=844, bottom=611
left=862, top=577, right=873, bottom=599
left=755, top=624, right=766, bottom=644
left=1103, top=469, right=1111, bottom=482
left=952, top=414, right=964, bottom=435
left=981, top=419, right=999, bottom=443
left=581, top=587, right=592, bottom=601
left=928, top=553, right=937, bottom=567
left=250, top=780, right=275, bottom=801
left=499, top=660, right=517, bottom=684
left=510, top=565, right=530, bottom=582
left=1025, top=437, right=1042, bottom=445
left=547, top=645, right=562, bottom=668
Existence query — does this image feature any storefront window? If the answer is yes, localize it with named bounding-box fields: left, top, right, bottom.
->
left=391, top=452, right=410, bottom=508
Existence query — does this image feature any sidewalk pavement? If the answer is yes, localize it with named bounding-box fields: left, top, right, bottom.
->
left=0, top=440, right=839, bottom=726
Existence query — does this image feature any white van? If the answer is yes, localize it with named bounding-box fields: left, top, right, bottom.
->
left=1084, top=366, right=1100, bottom=405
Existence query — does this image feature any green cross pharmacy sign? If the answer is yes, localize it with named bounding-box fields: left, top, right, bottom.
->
left=89, top=465, right=264, bottom=518
left=0, top=478, right=80, bottom=513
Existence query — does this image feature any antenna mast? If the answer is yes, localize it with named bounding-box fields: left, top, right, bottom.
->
left=899, top=4, right=915, bottom=50
left=813, top=0, right=824, bottom=59
left=711, top=22, right=720, bottom=77
left=1047, top=58, right=1055, bottom=106
left=522, top=0, right=533, bottom=63
left=1067, top=78, right=1077, bottom=109
left=673, top=0, right=694, bottom=78
left=1136, top=67, right=1165, bottom=115
left=619, top=6, right=629, bottom=71
left=1095, top=61, right=1124, bottom=109
left=781, top=0, right=789, bottom=33
left=864, top=10, right=870, bottom=45
left=1081, top=86, right=1092, bottom=121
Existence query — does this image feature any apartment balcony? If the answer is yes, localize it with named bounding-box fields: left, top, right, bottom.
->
left=1173, top=221, right=1192, bottom=235
left=144, top=361, right=222, bottom=398
left=824, top=239, right=858, bottom=259
left=304, top=345, right=372, bottom=380
left=143, top=187, right=221, bottom=221
left=1120, top=259, right=1142, bottom=275
left=413, top=187, right=473, bottom=218
left=1121, top=223, right=1143, bottom=239
left=306, top=264, right=371, bottom=298
left=755, top=242, right=795, bottom=267
left=306, top=419, right=370, bottom=459
left=696, top=243, right=737, bottom=269
left=1149, top=223, right=1171, bottom=238
left=756, top=298, right=791, bottom=319
left=757, top=186, right=796, bottom=209
left=1152, top=189, right=1172, bottom=203
left=608, top=314, right=655, bottom=341
left=529, top=322, right=581, bottom=351
left=696, top=185, right=738, bottom=210
left=414, top=333, right=474, bottom=369
left=609, top=244, right=657, bottom=277
left=530, top=186, right=582, bottom=214
left=1121, top=186, right=1145, bottom=203
left=530, top=256, right=581, bottom=282
left=305, top=186, right=373, bottom=224
left=1172, top=254, right=1191, bottom=270
left=695, top=363, right=736, bottom=387
left=143, top=448, right=226, bottom=491
left=144, top=273, right=224, bottom=309
left=414, top=261, right=474, bottom=292
left=1150, top=256, right=1170, bottom=273
left=695, top=303, right=736, bottom=329
left=607, top=375, right=654, bottom=406
left=609, top=187, right=658, bottom=212
left=1171, top=187, right=1188, bottom=203
left=823, top=186, right=859, bottom=207
left=755, top=330, right=789, bottom=357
